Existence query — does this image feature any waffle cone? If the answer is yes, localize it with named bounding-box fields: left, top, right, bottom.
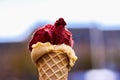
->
left=36, top=51, right=69, bottom=80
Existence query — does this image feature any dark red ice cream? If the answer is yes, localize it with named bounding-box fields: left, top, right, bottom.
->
left=52, top=18, right=74, bottom=47
left=29, top=18, right=74, bottom=51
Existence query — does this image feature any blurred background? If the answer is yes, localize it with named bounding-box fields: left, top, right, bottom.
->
left=0, top=0, right=120, bottom=80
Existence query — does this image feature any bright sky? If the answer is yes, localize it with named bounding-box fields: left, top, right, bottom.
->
left=0, top=0, right=120, bottom=42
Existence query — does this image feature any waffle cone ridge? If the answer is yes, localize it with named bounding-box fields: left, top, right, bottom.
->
left=37, top=51, right=69, bottom=80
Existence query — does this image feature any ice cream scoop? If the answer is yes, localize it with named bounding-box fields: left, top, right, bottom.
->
left=29, top=24, right=54, bottom=51
left=53, top=18, right=74, bottom=47
left=29, top=18, right=74, bottom=51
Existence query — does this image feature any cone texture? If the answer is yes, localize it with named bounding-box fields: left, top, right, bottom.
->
left=37, top=51, right=69, bottom=80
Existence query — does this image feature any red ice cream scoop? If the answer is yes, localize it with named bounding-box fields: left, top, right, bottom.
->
left=29, top=18, right=74, bottom=51
left=52, top=18, right=74, bottom=47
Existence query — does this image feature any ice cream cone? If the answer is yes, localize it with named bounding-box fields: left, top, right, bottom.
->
left=37, top=51, right=69, bottom=80
left=28, top=18, right=77, bottom=80
left=31, top=42, right=77, bottom=80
